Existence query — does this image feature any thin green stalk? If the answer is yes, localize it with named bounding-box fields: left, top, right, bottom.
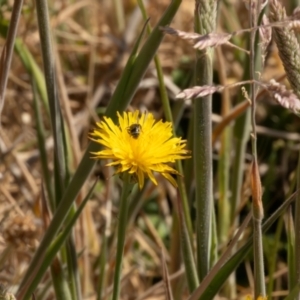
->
left=50, top=258, right=72, bottom=300
left=295, top=149, right=300, bottom=298
left=97, top=229, right=108, bottom=300
left=210, top=202, right=218, bottom=267
left=183, top=114, right=194, bottom=198
left=113, top=0, right=125, bottom=32
left=169, top=210, right=183, bottom=295
left=35, top=0, right=66, bottom=203
left=231, top=86, right=251, bottom=222
left=267, top=215, right=284, bottom=298
left=252, top=216, right=265, bottom=298
left=249, top=2, right=265, bottom=297
left=112, top=173, right=135, bottom=300
left=284, top=207, right=296, bottom=293
left=217, top=47, right=231, bottom=246
left=32, top=82, right=54, bottom=210
left=194, top=0, right=216, bottom=280
left=65, top=237, right=81, bottom=300
left=128, top=184, right=148, bottom=225
left=216, top=47, right=233, bottom=298
left=230, top=3, right=264, bottom=230
left=35, top=2, right=77, bottom=298
left=217, top=120, right=231, bottom=245
left=97, top=186, right=111, bottom=300
left=0, top=0, right=24, bottom=119
left=14, top=39, right=48, bottom=112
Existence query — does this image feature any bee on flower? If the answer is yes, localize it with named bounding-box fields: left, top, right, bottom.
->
left=89, top=110, right=190, bottom=189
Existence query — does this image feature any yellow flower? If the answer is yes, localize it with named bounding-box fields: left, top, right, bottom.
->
left=90, top=111, right=190, bottom=188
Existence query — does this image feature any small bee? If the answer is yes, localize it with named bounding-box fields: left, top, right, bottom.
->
left=127, top=123, right=142, bottom=139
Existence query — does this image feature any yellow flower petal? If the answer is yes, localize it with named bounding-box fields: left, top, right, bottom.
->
left=90, top=111, right=191, bottom=188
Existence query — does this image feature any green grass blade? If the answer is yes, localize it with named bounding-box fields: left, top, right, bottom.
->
left=194, top=0, right=216, bottom=280
left=96, top=226, right=108, bottom=300
left=14, top=39, right=49, bottom=112
left=189, top=191, right=297, bottom=300
left=285, top=207, right=296, bottom=291
left=177, top=195, right=199, bottom=292
left=65, top=237, right=81, bottom=300
left=20, top=179, right=97, bottom=300
left=50, top=259, right=72, bottom=300
left=0, top=0, right=24, bottom=118
left=267, top=215, right=284, bottom=298
left=295, top=148, right=300, bottom=294
left=284, top=284, right=300, bottom=300
left=106, top=0, right=182, bottom=120
left=32, top=82, right=55, bottom=210
left=35, top=0, right=66, bottom=203
left=112, top=173, right=134, bottom=300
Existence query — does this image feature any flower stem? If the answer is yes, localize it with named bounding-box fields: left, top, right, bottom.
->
left=112, top=173, right=134, bottom=300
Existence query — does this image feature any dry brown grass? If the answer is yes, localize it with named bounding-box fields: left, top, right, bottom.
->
left=0, top=0, right=297, bottom=299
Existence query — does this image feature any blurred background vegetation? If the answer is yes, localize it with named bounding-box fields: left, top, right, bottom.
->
left=0, top=0, right=299, bottom=299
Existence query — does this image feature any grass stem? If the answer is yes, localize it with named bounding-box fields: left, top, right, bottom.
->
left=194, top=0, right=216, bottom=280
left=112, top=173, right=134, bottom=300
